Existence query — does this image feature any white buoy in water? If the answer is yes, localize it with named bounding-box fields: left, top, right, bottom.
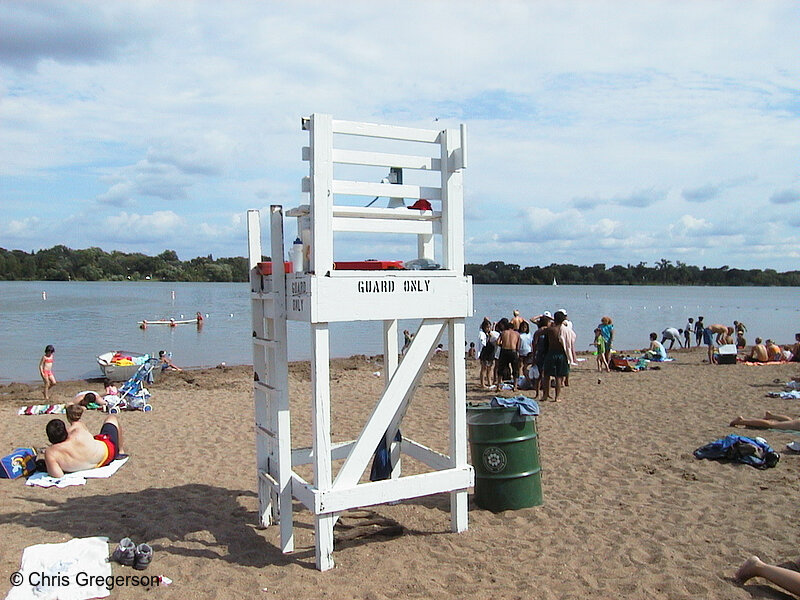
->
left=42, top=291, right=46, bottom=300
left=171, top=290, right=175, bottom=300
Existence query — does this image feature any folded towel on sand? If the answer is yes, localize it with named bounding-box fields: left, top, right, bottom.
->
left=26, top=457, right=129, bottom=488
left=5, top=536, right=112, bottom=600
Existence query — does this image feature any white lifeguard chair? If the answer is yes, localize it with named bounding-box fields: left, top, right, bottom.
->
left=247, top=113, right=473, bottom=571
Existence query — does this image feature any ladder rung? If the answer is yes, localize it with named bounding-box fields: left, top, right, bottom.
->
left=258, top=470, right=279, bottom=488
left=256, top=423, right=277, bottom=439
left=254, top=381, right=280, bottom=394
left=253, top=337, right=281, bottom=348
left=251, top=291, right=280, bottom=301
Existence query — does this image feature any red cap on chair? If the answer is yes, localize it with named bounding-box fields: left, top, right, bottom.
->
left=408, top=199, right=432, bottom=211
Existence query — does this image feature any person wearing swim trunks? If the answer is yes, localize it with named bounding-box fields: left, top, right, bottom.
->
left=747, top=338, right=768, bottom=363
left=44, top=414, right=126, bottom=478
left=497, top=323, right=521, bottom=390
left=39, top=344, right=56, bottom=401
left=703, top=326, right=717, bottom=364
left=542, top=311, right=570, bottom=402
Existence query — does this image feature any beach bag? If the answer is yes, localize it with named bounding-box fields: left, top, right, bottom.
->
left=370, top=430, right=402, bottom=481
left=0, top=447, right=37, bottom=479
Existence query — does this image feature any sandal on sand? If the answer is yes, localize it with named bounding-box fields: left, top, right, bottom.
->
left=134, top=543, right=153, bottom=570
left=111, top=538, right=136, bottom=566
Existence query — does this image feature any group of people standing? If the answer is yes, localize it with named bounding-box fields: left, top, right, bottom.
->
left=476, top=309, right=607, bottom=401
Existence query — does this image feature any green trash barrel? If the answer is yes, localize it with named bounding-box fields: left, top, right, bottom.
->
left=467, top=404, right=542, bottom=511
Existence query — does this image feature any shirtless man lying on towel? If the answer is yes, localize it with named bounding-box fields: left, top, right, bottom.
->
left=44, top=414, right=126, bottom=477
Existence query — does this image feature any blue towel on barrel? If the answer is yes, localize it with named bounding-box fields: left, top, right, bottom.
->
left=490, top=395, right=540, bottom=416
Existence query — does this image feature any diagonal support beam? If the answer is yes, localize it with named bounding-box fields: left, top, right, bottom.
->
left=333, top=319, right=445, bottom=489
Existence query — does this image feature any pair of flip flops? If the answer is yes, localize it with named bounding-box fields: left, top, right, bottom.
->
left=110, top=537, right=153, bottom=570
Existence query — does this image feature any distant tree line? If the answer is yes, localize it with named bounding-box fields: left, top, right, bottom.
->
left=2, top=247, right=798, bottom=286
left=466, top=260, right=800, bottom=286
left=0, top=246, right=250, bottom=282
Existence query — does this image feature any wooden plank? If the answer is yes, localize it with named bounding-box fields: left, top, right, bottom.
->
left=250, top=291, right=278, bottom=301
left=290, top=473, right=317, bottom=511
left=254, top=381, right=280, bottom=395
left=253, top=337, right=280, bottom=348
left=448, top=319, right=470, bottom=533
left=269, top=205, right=294, bottom=554
left=258, top=470, right=279, bottom=489
left=401, top=439, right=452, bottom=471
left=291, top=440, right=355, bottom=466
left=308, top=276, right=472, bottom=324
left=255, top=423, right=277, bottom=439
left=248, top=209, right=274, bottom=528
left=332, top=179, right=441, bottom=201
left=332, top=148, right=442, bottom=171
left=383, top=320, right=401, bottom=479
left=332, top=205, right=439, bottom=220
left=319, top=468, right=473, bottom=514
left=332, top=119, right=441, bottom=143
left=332, top=216, right=437, bottom=235
left=333, top=320, right=445, bottom=489
left=309, top=114, right=334, bottom=275
left=310, top=322, right=335, bottom=570
left=247, top=210, right=262, bottom=270
left=440, top=128, right=465, bottom=272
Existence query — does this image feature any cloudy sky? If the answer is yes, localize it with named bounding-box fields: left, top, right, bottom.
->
left=2, top=1, right=799, bottom=270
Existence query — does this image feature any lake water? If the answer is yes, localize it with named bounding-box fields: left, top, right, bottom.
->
left=1, top=281, right=798, bottom=382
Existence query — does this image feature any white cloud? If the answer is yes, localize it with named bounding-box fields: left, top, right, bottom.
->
left=104, top=211, right=185, bottom=242
left=669, top=215, right=713, bottom=237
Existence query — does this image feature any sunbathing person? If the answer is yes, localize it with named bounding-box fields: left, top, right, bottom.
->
left=730, top=411, right=800, bottom=430
left=44, top=414, right=126, bottom=478
left=69, top=390, right=108, bottom=409
left=735, top=555, right=800, bottom=596
left=747, top=338, right=769, bottom=362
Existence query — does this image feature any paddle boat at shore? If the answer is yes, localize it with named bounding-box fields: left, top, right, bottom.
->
left=97, top=351, right=161, bottom=382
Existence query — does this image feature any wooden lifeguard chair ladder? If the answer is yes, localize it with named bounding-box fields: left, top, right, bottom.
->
left=248, top=113, right=473, bottom=571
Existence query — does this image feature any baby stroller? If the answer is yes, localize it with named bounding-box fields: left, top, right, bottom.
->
left=107, top=358, right=158, bottom=413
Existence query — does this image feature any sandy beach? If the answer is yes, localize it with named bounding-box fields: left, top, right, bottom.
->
left=1, top=347, right=799, bottom=599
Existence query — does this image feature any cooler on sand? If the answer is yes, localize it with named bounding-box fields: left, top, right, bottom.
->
left=718, top=344, right=737, bottom=365
left=467, top=404, right=542, bottom=511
